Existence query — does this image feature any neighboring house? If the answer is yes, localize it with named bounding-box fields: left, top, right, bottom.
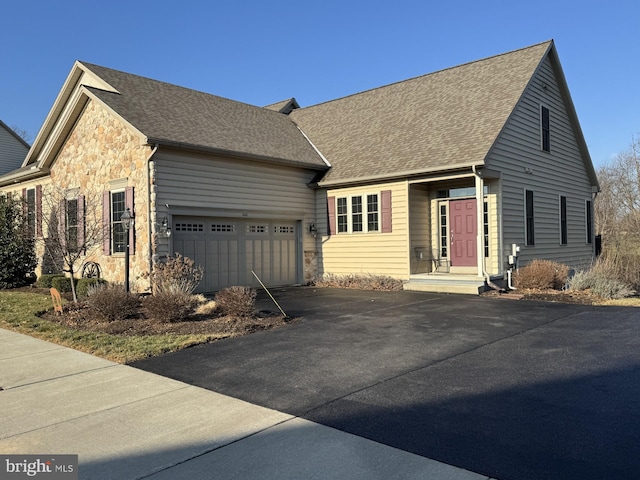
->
left=0, top=119, right=30, bottom=175
left=0, top=40, right=599, bottom=294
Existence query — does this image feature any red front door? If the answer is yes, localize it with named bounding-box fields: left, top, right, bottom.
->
left=450, top=199, right=477, bottom=267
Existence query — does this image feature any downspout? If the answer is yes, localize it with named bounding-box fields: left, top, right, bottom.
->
left=473, top=165, right=503, bottom=292
left=146, top=144, right=159, bottom=290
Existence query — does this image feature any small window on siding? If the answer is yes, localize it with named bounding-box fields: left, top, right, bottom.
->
left=586, top=200, right=593, bottom=244
left=351, top=196, right=363, bottom=232
left=337, top=197, right=348, bottom=233
left=541, top=106, right=550, bottom=152
left=367, top=194, right=379, bottom=232
left=525, top=190, right=535, bottom=246
left=560, top=196, right=568, bottom=245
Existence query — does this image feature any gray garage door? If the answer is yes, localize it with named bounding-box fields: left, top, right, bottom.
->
left=172, top=217, right=299, bottom=293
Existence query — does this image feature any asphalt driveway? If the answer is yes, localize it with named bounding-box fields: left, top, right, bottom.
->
left=131, top=287, right=640, bottom=480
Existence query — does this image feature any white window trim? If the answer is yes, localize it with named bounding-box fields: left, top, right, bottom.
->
left=336, top=193, right=380, bottom=234
left=110, top=189, right=126, bottom=254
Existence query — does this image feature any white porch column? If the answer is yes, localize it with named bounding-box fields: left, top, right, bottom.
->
left=475, top=169, right=484, bottom=278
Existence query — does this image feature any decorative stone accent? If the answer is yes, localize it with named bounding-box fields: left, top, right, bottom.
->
left=47, top=100, right=154, bottom=291
left=304, top=250, right=318, bottom=284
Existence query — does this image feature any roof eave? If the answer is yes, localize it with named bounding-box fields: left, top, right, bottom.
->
left=316, top=161, right=484, bottom=188
left=0, top=166, right=49, bottom=188
left=147, top=138, right=330, bottom=172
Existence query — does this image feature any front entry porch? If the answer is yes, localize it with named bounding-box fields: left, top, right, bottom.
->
left=406, top=172, right=504, bottom=295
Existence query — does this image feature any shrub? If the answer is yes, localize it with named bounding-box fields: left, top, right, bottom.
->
left=76, top=278, right=108, bottom=298
left=36, top=274, right=65, bottom=289
left=514, top=259, right=569, bottom=290
left=143, top=291, right=200, bottom=323
left=86, top=283, right=139, bottom=322
left=314, top=273, right=404, bottom=291
left=569, top=269, right=635, bottom=299
left=0, top=195, right=37, bottom=289
left=215, top=286, right=257, bottom=317
left=51, top=276, right=77, bottom=293
left=148, top=253, right=204, bottom=294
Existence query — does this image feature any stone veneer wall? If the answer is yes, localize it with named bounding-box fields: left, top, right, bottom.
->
left=49, top=100, right=153, bottom=291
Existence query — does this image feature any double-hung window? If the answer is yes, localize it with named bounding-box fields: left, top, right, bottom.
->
left=541, top=105, right=550, bottom=152
left=66, top=198, right=79, bottom=252
left=26, top=188, right=36, bottom=236
left=337, top=197, right=348, bottom=233
left=110, top=191, right=126, bottom=253
left=586, top=200, right=593, bottom=244
left=22, top=186, right=42, bottom=238
left=103, top=185, right=134, bottom=255
left=559, top=196, right=567, bottom=245
left=525, top=189, right=535, bottom=246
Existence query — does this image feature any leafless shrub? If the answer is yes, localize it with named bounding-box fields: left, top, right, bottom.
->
left=514, top=259, right=569, bottom=290
left=595, top=240, right=640, bottom=290
left=313, top=273, right=404, bottom=291
left=86, top=283, right=139, bottom=322
left=569, top=261, right=636, bottom=299
left=143, top=291, right=200, bottom=323
left=147, top=253, right=204, bottom=294
left=214, top=286, right=257, bottom=317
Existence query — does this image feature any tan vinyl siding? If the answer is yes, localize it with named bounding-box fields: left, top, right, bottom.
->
left=409, top=184, right=430, bottom=273
left=318, top=181, right=409, bottom=279
left=489, top=55, right=594, bottom=270
left=153, top=149, right=318, bottom=259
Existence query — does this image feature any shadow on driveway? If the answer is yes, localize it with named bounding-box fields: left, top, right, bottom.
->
left=131, top=287, right=640, bottom=480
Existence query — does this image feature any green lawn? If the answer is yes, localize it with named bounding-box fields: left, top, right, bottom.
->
left=0, top=291, right=223, bottom=363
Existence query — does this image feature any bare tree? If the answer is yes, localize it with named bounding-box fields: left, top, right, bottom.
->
left=39, top=187, right=104, bottom=303
left=595, top=135, right=640, bottom=241
left=10, top=124, right=33, bottom=144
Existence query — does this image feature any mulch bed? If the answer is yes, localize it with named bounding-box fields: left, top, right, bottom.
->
left=21, top=287, right=292, bottom=337
left=41, top=306, right=291, bottom=336
left=482, top=288, right=599, bottom=305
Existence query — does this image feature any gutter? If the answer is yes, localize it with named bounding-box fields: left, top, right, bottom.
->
left=318, top=162, right=484, bottom=189
left=472, top=165, right=503, bottom=292
left=0, top=166, right=49, bottom=188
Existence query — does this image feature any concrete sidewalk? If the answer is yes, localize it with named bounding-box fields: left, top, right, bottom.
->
left=0, top=328, right=495, bottom=479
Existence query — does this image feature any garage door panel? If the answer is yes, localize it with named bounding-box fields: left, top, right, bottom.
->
left=173, top=217, right=298, bottom=293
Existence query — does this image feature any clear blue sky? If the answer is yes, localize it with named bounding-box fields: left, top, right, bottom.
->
left=1, top=0, right=638, bottom=168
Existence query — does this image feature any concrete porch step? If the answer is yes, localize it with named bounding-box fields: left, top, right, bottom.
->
left=404, top=274, right=492, bottom=295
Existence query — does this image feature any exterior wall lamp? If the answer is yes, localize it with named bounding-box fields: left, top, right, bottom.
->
left=308, top=223, right=317, bottom=237
left=160, top=216, right=171, bottom=237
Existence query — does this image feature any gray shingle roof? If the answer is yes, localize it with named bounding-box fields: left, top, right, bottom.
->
left=290, top=41, right=552, bottom=185
left=79, top=63, right=327, bottom=170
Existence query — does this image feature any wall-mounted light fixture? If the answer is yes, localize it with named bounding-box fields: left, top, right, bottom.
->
left=160, top=217, right=171, bottom=237
left=308, top=223, right=317, bottom=237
